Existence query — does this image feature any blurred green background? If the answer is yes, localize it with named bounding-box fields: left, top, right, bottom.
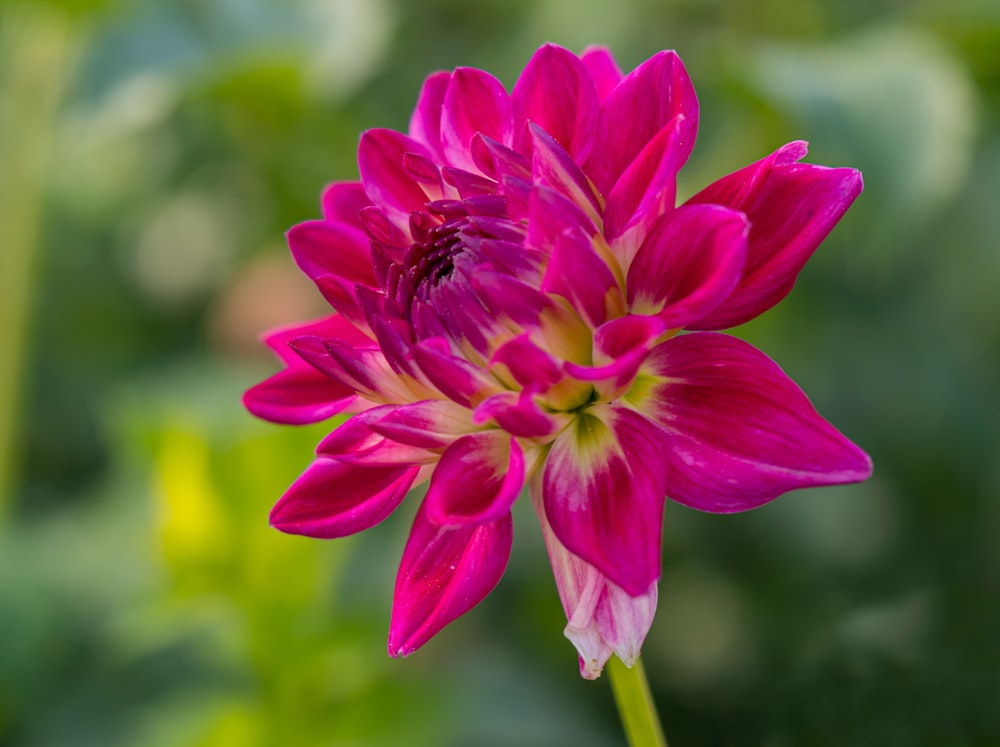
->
left=1, top=0, right=997, bottom=744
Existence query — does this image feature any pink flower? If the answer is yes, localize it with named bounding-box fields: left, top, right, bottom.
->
left=244, top=44, right=872, bottom=679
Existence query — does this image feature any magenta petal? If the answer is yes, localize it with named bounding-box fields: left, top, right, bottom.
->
left=491, top=334, right=562, bottom=391
left=243, top=315, right=368, bottom=424
left=424, top=431, right=524, bottom=525
left=643, top=333, right=873, bottom=512
left=543, top=404, right=669, bottom=595
left=243, top=366, right=356, bottom=425
left=565, top=315, right=666, bottom=398
left=579, top=46, right=624, bottom=100
left=321, top=181, right=372, bottom=225
left=542, top=227, right=622, bottom=328
left=441, top=67, right=513, bottom=173
left=511, top=44, right=598, bottom=160
left=317, top=408, right=439, bottom=466
left=388, top=502, right=512, bottom=656
left=604, top=115, right=686, bottom=256
left=410, top=338, right=502, bottom=407
left=408, top=70, right=451, bottom=159
left=359, top=129, right=436, bottom=231
left=529, top=124, right=603, bottom=225
left=270, top=458, right=419, bottom=538
left=584, top=50, right=698, bottom=196
left=685, top=141, right=864, bottom=329
left=627, top=204, right=749, bottom=328
left=370, top=399, right=477, bottom=448
left=287, top=219, right=376, bottom=287
left=473, top=390, right=566, bottom=439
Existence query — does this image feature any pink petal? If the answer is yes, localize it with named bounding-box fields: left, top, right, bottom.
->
left=388, top=502, right=512, bottom=656
left=685, top=141, right=864, bottom=329
left=440, top=68, right=513, bottom=173
left=286, top=219, right=376, bottom=287
left=370, top=399, right=478, bottom=448
left=604, top=115, right=687, bottom=260
left=408, top=70, right=451, bottom=159
left=472, top=390, right=568, bottom=439
left=410, top=337, right=503, bottom=407
left=321, top=181, right=372, bottom=225
left=243, top=366, right=357, bottom=425
left=511, top=44, right=598, bottom=160
left=564, top=315, right=666, bottom=399
left=529, top=124, right=603, bottom=225
left=542, top=404, right=669, bottom=595
left=579, top=46, right=624, bottom=100
left=490, top=334, right=562, bottom=391
left=243, top=316, right=369, bottom=424
left=316, top=407, right=440, bottom=466
left=639, top=332, right=873, bottom=512
left=541, top=227, right=623, bottom=329
left=626, top=204, right=749, bottom=328
left=269, top=458, right=419, bottom=538
left=358, top=128, right=436, bottom=231
left=584, top=50, right=698, bottom=196
left=424, top=431, right=524, bottom=525
left=530, top=478, right=657, bottom=679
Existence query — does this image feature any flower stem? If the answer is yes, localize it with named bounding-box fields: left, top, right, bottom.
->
left=607, top=655, right=667, bottom=747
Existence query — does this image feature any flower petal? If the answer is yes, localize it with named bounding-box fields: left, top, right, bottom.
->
left=512, top=43, right=598, bottom=160
left=473, top=390, right=569, bottom=439
left=269, top=458, right=419, bottom=538
left=359, top=128, right=436, bottom=231
left=584, top=50, right=698, bottom=196
left=321, top=181, right=372, bottom=225
left=529, top=124, right=603, bottom=226
left=626, top=204, right=749, bottom=328
left=579, top=46, right=624, bottom=100
left=424, top=431, right=524, bottom=526
left=530, top=477, right=657, bottom=679
left=564, top=315, right=666, bottom=399
left=408, top=70, right=451, bottom=159
left=441, top=67, right=512, bottom=173
left=685, top=141, right=864, bottom=329
left=317, top=407, right=440, bottom=466
left=541, top=227, right=623, bottom=329
left=410, top=337, right=502, bottom=407
left=370, top=399, right=478, bottom=448
left=635, top=332, right=873, bottom=512
left=542, top=404, right=669, bottom=595
left=388, top=502, right=512, bottom=656
left=287, top=219, right=377, bottom=287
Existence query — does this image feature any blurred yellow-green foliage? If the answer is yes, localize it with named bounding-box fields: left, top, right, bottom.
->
left=1, top=0, right=998, bottom=744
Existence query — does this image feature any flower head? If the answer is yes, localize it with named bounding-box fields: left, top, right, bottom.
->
left=244, top=44, right=872, bottom=678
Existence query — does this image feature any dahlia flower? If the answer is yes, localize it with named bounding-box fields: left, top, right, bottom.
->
left=244, top=44, right=872, bottom=679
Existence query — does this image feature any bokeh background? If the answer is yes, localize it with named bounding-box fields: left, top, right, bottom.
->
left=1, top=0, right=998, bottom=744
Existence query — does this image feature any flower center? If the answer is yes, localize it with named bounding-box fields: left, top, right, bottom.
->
left=402, top=218, right=465, bottom=301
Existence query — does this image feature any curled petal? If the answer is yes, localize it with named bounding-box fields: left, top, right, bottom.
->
left=685, top=141, right=864, bottom=329
left=531, top=478, right=657, bottom=679
left=512, top=44, right=598, bottom=160
left=270, top=458, right=419, bottom=538
left=321, top=181, right=372, bottom=225
left=359, top=129, right=436, bottom=231
left=604, top=115, right=687, bottom=263
left=388, top=503, right=512, bottom=657
left=529, top=124, right=603, bottom=226
left=627, top=204, right=749, bottom=328
left=491, top=334, right=562, bottom=391
left=410, top=337, right=502, bottom=407
left=542, top=227, right=623, bottom=329
left=287, top=219, right=376, bottom=287
left=542, top=404, right=669, bottom=595
left=424, top=431, right=524, bottom=526
left=564, top=315, right=666, bottom=399
left=243, top=316, right=368, bottom=424
left=441, top=67, right=513, bottom=173
left=317, top=407, right=440, bottom=466
left=370, top=399, right=479, bottom=448
left=636, top=332, right=873, bottom=512
left=579, top=46, right=624, bottom=100
left=408, top=70, right=451, bottom=159
left=473, top=390, right=569, bottom=439
left=584, top=50, right=698, bottom=196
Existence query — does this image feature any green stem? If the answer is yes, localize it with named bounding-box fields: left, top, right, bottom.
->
left=607, top=656, right=668, bottom=747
